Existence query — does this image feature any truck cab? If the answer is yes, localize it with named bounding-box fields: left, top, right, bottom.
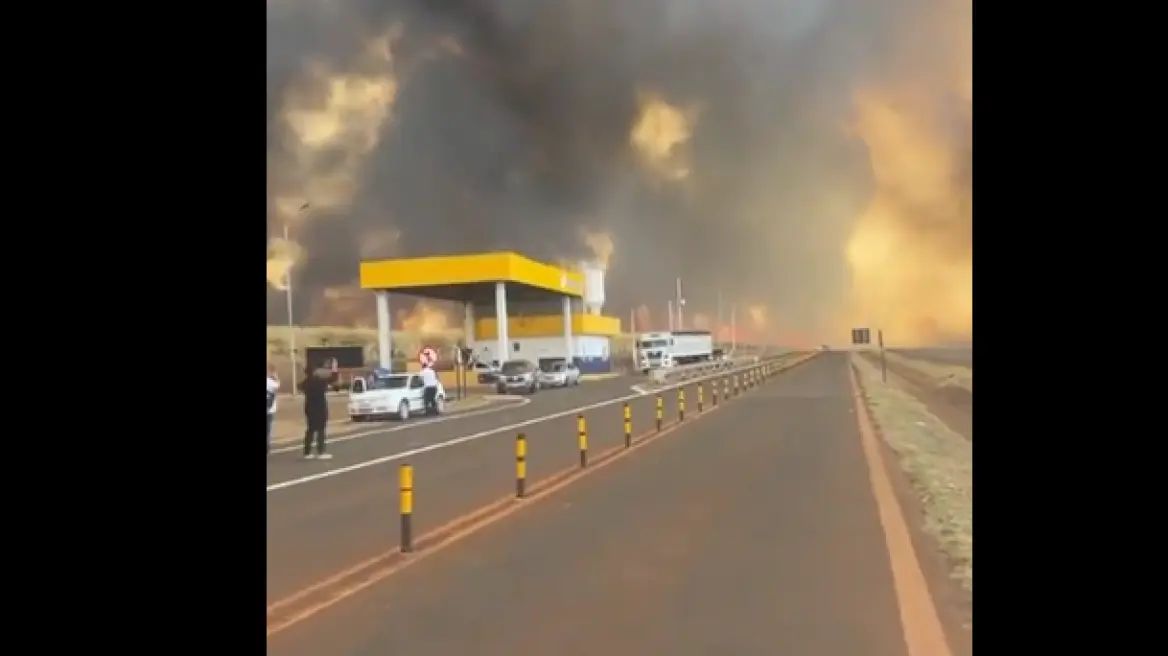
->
left=636, top=332, right=675, bottom=372
left=348, top=368, right=445, bottom=422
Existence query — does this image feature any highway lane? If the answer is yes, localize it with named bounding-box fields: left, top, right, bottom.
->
left=267, top=374, right=640, bottom=487
left=269, top=353, right=926, bottom=656
left=265, top=363, right=786, bottom=603
left=892, top=347, right=973, bottom=367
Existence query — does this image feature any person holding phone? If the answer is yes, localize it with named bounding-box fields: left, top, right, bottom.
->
left=421, top=362, right=440, bottom=415
left=266, top=364, right=280, bottom=455
left=300, top=357, right=337, bottom=460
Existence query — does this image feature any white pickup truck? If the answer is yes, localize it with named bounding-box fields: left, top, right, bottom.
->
left=348, top=371, right=446, bottom=421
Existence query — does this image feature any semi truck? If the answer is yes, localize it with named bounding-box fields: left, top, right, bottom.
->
left=636, top=330, right=714, bottom=372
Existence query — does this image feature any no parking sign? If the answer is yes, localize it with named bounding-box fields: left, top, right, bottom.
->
left=419, top=347, right=439, bottom=367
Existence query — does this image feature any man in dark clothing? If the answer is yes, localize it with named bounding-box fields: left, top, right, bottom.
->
left=301, top=359, right=337, bottom=460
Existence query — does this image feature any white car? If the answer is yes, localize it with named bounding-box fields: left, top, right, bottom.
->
left=348, top=372, right=445, bottom=421
left=539, top=362, right=581, bottom=388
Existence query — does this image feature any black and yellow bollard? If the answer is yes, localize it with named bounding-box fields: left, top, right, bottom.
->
left=623, top=402, right=632, bottom=448
left=733, top=374, right=739, bottom=396
left=698, top=384, right=704, bottom=412
left=712, top=379, right=719, bottom=407
left=577, top=414, right=588, bottom=468
left=678, top=387, right=686, bottom=421
left=399, top=464, right=414, bottom=553
left=515, top=434, right=527, bottom=498
left=723, top=376, right=729, bottom=401
left=656, top=394, right=664, bottom=431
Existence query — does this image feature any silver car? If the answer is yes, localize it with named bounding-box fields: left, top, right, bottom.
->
left=539, top=361, right=581, bottom=388
left=495, top=360, right=541, bottom=394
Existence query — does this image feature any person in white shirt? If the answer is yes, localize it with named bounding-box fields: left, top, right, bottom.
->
left=266, top=365, right=280, bottom=455
left=420, top=364, right=440, bottom=415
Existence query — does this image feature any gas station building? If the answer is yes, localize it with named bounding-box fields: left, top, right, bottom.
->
left=359, top=251, right=621, bottom=373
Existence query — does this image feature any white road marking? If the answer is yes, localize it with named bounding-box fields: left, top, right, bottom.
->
left=266, top=361, right=783, bottom=493
left=269, top=397, right=531, bottom=454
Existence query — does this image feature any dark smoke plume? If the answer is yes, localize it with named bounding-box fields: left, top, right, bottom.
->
left=266, top=0, right=972, bottom=344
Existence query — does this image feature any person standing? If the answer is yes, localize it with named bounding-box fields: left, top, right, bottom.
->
left=267, top=365, right=280, bottom=455
left=301, top=358, right=337, bottom=460
left=421, top=363, right=440, bottom=415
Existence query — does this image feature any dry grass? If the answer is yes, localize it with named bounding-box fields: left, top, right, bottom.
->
left=884, top=351, right=973, bottom=391
left=853, top=353, right=973, bottom=594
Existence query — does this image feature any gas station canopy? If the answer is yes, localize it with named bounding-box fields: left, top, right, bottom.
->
left=359, top=251, right=590, bottom=371
left=359, top=252, right=585, bottom=302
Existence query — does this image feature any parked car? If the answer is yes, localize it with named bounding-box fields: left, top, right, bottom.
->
left=348, top=370, right=446, bottom=421
left=472, top=359, right=501, bottom=384
left=539, top=361, right=581, bottom=388
left=495, top=360, right=540, bottom=394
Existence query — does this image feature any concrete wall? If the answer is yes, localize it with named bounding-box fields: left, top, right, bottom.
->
left=471, top=335, right=612, bottom=374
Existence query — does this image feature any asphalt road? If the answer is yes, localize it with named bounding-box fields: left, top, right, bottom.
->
left=269, top=353, right=930, bottom=656
left=266, top=368, right=769, bottom=602
left=891, top=347, right=973, bottom=367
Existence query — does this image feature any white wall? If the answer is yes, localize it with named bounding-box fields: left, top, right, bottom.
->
left=473, top=336, right=610, bottom=364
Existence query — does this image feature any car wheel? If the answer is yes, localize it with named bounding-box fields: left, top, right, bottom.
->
left=398, top=400, right=410, bottom=421
left=351, top=415, right=365, bottom=422
left=496, top=384, right=506, bottom=394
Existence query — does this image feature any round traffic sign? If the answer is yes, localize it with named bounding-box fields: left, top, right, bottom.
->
left=419, top=347, right=438, bottom=367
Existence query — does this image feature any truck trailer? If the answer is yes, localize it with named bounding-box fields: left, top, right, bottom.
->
left=635, top=330, right=714, bottom=372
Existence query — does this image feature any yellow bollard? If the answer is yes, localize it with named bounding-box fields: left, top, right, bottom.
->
left=515, top=434, right=527, bottom=498
left=577, top=414, right=588, bottom=468
left=679, top=387, right=686, bottom=421
left=623, top=402, right=632, bottom=448
left=399, top=464, right=414, bottom=553
left=656, top=394, right=664, bottom=431
left=698, top=384, right=704, bottom=412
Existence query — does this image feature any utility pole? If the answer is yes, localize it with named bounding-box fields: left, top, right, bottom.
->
left=716, top=289, right=722, bottom=345
left=283, top=223, right=298, bottom=396
left=730, top=304, right=737, bottom=354
left=675, top=277, right=685, bottom=330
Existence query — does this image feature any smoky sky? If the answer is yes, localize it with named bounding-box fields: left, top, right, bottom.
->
left=267, top=0, right=962, bottom=334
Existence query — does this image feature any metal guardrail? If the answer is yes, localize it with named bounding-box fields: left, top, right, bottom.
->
left=646, top=354, right=778, bottom=385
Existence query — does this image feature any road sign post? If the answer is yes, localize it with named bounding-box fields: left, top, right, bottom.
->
left=851, top=327, right=871, bottom=346
left=852, top=326, right=887, bottom=383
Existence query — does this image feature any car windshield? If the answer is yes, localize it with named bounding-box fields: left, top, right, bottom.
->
left=369, top=375, right=408, bottom=390
left=639, top=339, right=670, bottom=349
left=550, top=363, right=566, bottom=372
left=500, top=361, right=531, bottom=374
